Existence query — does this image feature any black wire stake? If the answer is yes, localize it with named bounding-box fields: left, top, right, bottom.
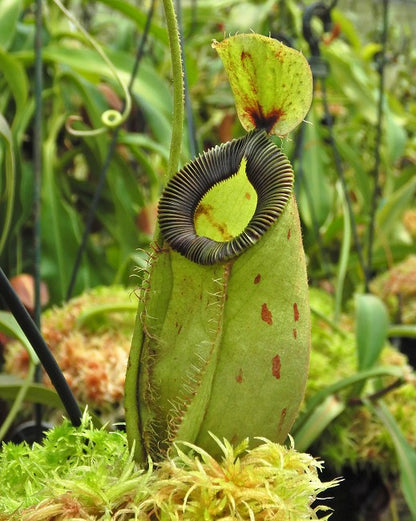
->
left=0, top=267, right=82, bottom=427
left=302, top=1, right=367, bottom=282
left=66, top=0, right=156, bottom=301
left=33, top=0, right=44, bottom=442
left=365, top=0, right=389, bottom=292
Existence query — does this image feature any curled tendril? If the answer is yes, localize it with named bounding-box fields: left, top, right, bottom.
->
left=101, top=110, right=125, bottom=128
left=53, top=0, right=131, bottom=137
left=158, top=130, right=294, bottom=265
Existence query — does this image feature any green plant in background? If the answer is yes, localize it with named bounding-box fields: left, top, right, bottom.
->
left=0, top=0, right=177, bottom=303
left=1, top=0, right=414, bottom=305
left=281, top=2, right=415, bottom=293
left=125, top=32, right=314, bottom=462
left=1, top=0, right=416, bottom=519
left=295, top=289, right=416, bottom=469
left=292, top=288, right=416, bottom=519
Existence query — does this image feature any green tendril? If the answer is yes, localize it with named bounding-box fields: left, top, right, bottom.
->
left=52, top=0, right=131, bottom=136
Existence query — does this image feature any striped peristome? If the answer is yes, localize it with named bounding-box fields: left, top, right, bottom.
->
left=158, top=130, right=294, bottom=265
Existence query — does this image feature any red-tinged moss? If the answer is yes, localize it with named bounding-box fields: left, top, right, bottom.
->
left=0, top=414, right=339, bottom=520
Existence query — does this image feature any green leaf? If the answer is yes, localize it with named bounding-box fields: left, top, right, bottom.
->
left=0, top=311, right=39, bottom=364
left=118, top=132, right=170, bottom=162
left=293, top=395, right=345, bottom=452
left=331, top=9, right=362, bottom=51
left=0, top=114, right=15, bottom=256
left=324, top=40, right=378, bottom=124
left=336, top=139, right=371, bottom=208
left=41, top=114, right=89, bottom=301
left=42, top=46, right=172, bottom=121
left=355, top=294, right=389, bottom=371
left=388, top=324, right=416, bottom=339
left=96, top=0, right=168, bottom=45
left=0, top=365, right=36, bottom=441
left=76, top=303, right=137, bottom=329
left=369, top=400, right=416, bottom=520
left=375, top=176, right=416, bottom=242
left=212, top=34, right=313, bottom=136
left=385, top=109, right=407, bottom=165
left=293, top=365, right=407, bottom=441
left=334, top=183, right=351, bottom=322
left=295, top=108, right=333, bottom=229
left=0, top=375, right=64, bottom=410
left=0, top=0, right=21, bottom=50
left=0, top=48, right=28, bottom=123
left=118, top=132, right=168, bottom=195
left=0, top=375, right=102, bottom=428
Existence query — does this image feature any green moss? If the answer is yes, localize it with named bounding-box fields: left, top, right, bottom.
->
left=156, top=436, right=338, bottom=521
left=0, top=414, right=338, bottom=520
left=0, top=413, right=153, bottom=519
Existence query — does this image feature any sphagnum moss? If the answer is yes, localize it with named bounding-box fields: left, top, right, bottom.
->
left=0, top=413, right=338, bottom=520
left=4, top=285, right=136, bottom=418
left=155, top=435, right=339, bottom=521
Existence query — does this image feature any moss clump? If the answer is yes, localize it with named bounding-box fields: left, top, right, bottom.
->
left=306, top=288, right=416, bottom=472
left=0, top=413, right=338, bottom=520
left=155, top=436, right=337, bottom=521
left=4, top=286, right=136, bottom=417
left=370, top=254, right=416, bottom=325
left=0, top=413, right=153, bottom=519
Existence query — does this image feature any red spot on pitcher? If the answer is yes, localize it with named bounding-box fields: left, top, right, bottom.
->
left=272, top=354, right=281, bottom=379
left=278, top=407, right=287, bottom=433
left=293, top=302, right=299, bottom=322
left=261, top=303, right=273, bottom=325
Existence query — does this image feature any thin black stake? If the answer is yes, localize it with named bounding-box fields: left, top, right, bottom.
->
left=33, top=0, right=44, bottom=441
left=320, top=77, right=367, bottom=279
left=365, top=0, right=389, bottom=292
left=0, top=267, right=82, bottom=427
left=66, top=0, right=156, bottom=300
left=303, top=1, right=366, bottom=282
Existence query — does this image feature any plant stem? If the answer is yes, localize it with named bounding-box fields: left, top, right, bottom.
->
left=163, top=0, right=184, bottom=181
left=175, top=0, right=198, bottom=158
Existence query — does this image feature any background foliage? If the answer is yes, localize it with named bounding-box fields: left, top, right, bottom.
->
left=1, top=0, right=416, bottom=519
